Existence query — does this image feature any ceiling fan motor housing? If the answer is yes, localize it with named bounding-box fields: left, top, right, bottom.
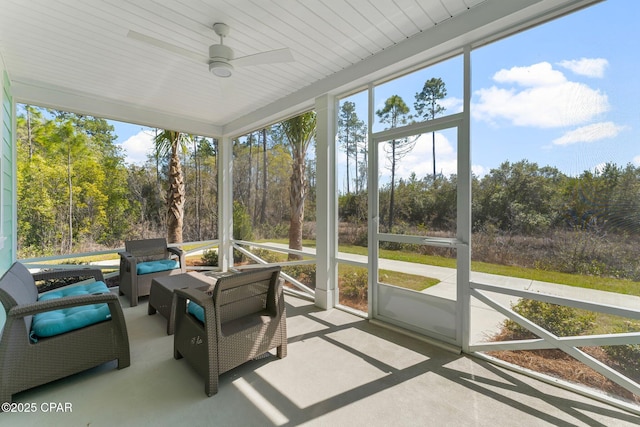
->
left=209, top=44, right=234, bottom=77
left=209, top=43, right=233, bottom=62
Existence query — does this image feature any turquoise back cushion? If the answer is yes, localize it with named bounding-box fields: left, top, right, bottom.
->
left=136, top=259, right=179, bottom=275
left=188, top=301, right=205, bottom=324
left=30, top=281, right=112, bottom=342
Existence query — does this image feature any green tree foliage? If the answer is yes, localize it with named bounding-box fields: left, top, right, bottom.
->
left=376, top=95, right=414, bottom=230
left=338, top=101, right=367, bottom=194
left=562, top=163, right=640, bottom=233
left=414, top=77, right=447, bottom=181
left=184, top=137, right=218, bottom=240
left=474, top=160, right=565, bottom=234
left=233, top=128, right=292, bottom=233
left=17, top=107, right=129, bottom=255
left=16, top=104, right=640, bottom=290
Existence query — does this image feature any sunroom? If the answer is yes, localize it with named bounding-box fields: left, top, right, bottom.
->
left=1, top=0, right=639, bottom=424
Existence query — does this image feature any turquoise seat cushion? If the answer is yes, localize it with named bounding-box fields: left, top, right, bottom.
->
left=136, top=259, right=180, bottom=275
left=30, top=281, right=112, bottom=342
left=188, top=301, right=205, bottom=324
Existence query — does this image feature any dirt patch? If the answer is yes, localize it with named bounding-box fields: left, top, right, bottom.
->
left=488, top=330, right=640, bottom=405
left=339, top=295, right=367, bottom=312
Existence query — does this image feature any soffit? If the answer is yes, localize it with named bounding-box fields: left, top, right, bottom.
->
left=0, top=0, right=597, bottom=137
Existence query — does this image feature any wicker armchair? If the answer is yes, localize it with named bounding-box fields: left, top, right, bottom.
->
left=0, top=262, right=130, bottom=407
left=173, top=266, right=287, bottom=396
left=119, top=238, right=186, bottom=307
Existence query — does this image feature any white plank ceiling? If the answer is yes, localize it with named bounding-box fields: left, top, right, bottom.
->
left=0, top=0, right=598, bottom=137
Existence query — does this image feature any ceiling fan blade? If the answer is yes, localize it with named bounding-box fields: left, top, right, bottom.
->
left=127, top=30, right=208, bottom=64
left=231, top=48, right=294, bottom=68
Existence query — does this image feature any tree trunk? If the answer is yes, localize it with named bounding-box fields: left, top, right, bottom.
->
left=345, top=128, right=351, bottom=194
left=432, top=131, right=437, bottom=182
left=260, top=128, right=267, bottom=224
left=288, top=150, right=306, bottom=261
left=247, top=132, right=254, bottom=223
left=388, top=140, right=396, bottom=231
left=167, top=144, right=185, bottom=243
left=27, top=107, right=33, bottom=160
left=194, top=139, right=201, bottom=240
left=67, top=139, right=73, bottom=253
left=253, top=133, right=261, bottom=225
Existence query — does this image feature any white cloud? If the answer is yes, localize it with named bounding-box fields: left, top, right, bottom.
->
left=552, top=121, right=627, bottom=145
left=379, top=132, right=457, bottom=181
left=557, top=58, right=608, bottom=78
left=472, top=164, right=488, bottom=178
left=440, top=97, right=464, bottom=114
left=493, top=62, right=567, bottom=87
left=633, top=156, right=640, bottom=166
left=473, top=61, right=610, bottom=128
left=121, top=130, right=155, bottom=165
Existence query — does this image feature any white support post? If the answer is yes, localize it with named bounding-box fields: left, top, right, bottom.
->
left=367, top=83, right=377, bottom=319
left=458, top=46, right=472, bottom=352
left=218, top=135, right=233, bottom=272
left=314, top=94, right=338, bottom=309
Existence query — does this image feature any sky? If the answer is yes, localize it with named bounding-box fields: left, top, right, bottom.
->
left=110, top=1, right=639, bottom=188
left=113, top=124, right=156, bottom=166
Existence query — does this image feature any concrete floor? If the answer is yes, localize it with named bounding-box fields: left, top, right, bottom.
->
left=4, top=293, right=640, bottom=427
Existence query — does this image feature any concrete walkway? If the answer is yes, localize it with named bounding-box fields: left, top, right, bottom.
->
left=259, top=243, right=640, bottom=342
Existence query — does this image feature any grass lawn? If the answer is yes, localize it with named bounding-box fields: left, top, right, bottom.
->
left=41, top=238, right=639, bottom=297
left=334, top=243, right=640, bottom=297
left=266, top=238, right=640, bottom=297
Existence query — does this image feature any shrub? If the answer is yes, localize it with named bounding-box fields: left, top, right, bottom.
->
left=251, top=248, right=285, bottom=264
left=340, top=270, right=368, bottom=300
left=201, top=247, right=246, bottom=266
left=602, top=322, right=640, bottom=378
left=233, top=202, right=253, bottom=263
left=282, top=264, right=316, bottom=289
left=503, top=299, right=596, bottom=339
left=233, top=201, right=253, bottom=241
left=201, top=249, right=218, bottom=266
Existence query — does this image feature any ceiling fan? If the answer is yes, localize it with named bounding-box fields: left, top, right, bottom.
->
left=127, top=23, right=294, bottom=78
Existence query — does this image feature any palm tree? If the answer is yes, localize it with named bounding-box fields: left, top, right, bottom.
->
left=154, top=130, right=191, bottom=243
left=281, top=112, right=316, bottom=260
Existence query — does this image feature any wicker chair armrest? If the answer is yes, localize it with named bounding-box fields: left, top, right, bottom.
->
left=174, top=287, right=212, bottom=308
left=174, top=287, right=218, bottom=331
left=168, top=246, right=186, bottom=268
left=272, top=278, right=286, bottom=315
left=118, top=251, right=137, bottom=273
left=9, top=292, right=119, bottom=318
left=118, top=251, right=135, bottom=261
left=32, top=268, right=105, bottom=283
left=167, top=246, right=184, bottom=257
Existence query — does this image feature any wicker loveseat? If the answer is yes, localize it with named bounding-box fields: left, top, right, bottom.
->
left=173, top=266, right=287, bottom=396
left=0, top=262, right=130, bottom=407
left=119, top=238, right=186, bottom=307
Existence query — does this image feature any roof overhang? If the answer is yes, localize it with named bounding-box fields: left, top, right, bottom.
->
left=0, top=0, right=600, bottom=138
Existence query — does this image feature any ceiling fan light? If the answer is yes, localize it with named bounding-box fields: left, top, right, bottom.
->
left=209, top=61, right=233, bottom=78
